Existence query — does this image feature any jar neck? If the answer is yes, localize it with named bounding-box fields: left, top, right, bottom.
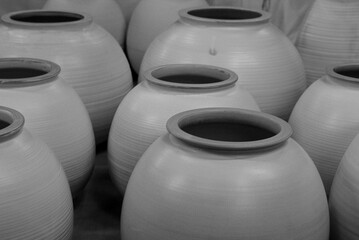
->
left=167, top=108, right=292, bottom=152
left=327, top=64, right=359, bottom=84
left=1, top=10, right=92, bottom=30
left=144, top=64, right=237, bottom=91
left=0, top=58, right=60, bottom=88
left=179, top=7, right=270, bottom=27
left=0, top=106, right=24, bottom=143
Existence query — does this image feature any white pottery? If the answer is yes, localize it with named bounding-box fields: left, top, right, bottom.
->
left=43, top=0, right=127, bottom=47
left=126, top=0, right=208, bottom=73
left=0, top=10, right=133, bottom=143
left=289, top=63, right=359, bottom=194
left=330, top=132, right=359, bottom=240
left=0, top=106, right=73, bottom=240
left=0, top=58, right=95, bottom=195
left=139, top=6, right=306, bottom=120
left=296, top=0, right=359, bottom=85
left=108, top=64, right=260, bottom=194
left=121, top=108, right=329, bottom=240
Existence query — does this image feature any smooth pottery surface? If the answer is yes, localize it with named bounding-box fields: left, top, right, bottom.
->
left=43, top=0, right=126, bottom=47
left=126, top=0, right=208, bottom=73
left=121, top=108, right=329, bottom=240
left=108, top=64, right=260, bottom=194
left=0, top=106, right=73, bottom=240
left=296, top=0, right=359, bottom=86
left=330, top=133, right=359, bottom=240
left=139, top=7, right=306, bottom=120
left=289, top=63, right=359, bottom=194
left=0, top=58, right=95, bottom=195
left=0, top=0, right=47, bottom=15
left=114, top=0, right=141, bottom=24
left=0, top=10, right=133, bottom=143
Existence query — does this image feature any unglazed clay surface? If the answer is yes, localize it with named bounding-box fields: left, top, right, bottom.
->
left=139, top=7, right=306, bottom=119
left=126, top=0, right=208, bottom=73
left=108, top=65, right=260, bottom=194
left=0, top=11, right=133, bottom=143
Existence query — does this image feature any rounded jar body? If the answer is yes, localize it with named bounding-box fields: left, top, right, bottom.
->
left=108, top=64, right=259, bottom=194
left=121, top=108, right=329, bottom=240
left=126, top=0, right=208, bottom=73
left=330, top=132, right=359, bottom=240
left=0, top=10, right=133, bottom=143
left=43, top=0, right=126, bottom=46
left=139, top=7, right=306, bottom=120
left=296, top=0, right=359, bottom=85
left=0, top=58, right=95, bottom=195
left=289, top=63, right=359, bottom=194
left=0, top=106, right=73, bottom=240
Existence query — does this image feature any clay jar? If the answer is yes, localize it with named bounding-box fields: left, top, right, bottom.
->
left=43, top=0, right=126, bottom=46
left=0, top=58, right=95, bottom=196
left=0, top=106, right=73, bottom=240
left=121, top=108, right=329, bottom=240
left=296, top=0, right=359, bottom=85
left=140, top=7, right=306, bottom=120
left=330, top=132, right=359, bottom=240
left=0, top=10, right=133, bottom=143
left=108, top=64, right=260, bottom=194
left=126, top=0, right=208, bottom=73
left=289, top=63, right=359, bottom=194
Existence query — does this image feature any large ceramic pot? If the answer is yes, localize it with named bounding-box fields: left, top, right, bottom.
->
left=108, top=64, right=260, bottom=194
left=126, top=0, right=208, bottom=73
left=0, top=106, right=73, bottom=240
left=330, top=132, right=359, bottom=240
left=296, top=0, right=359, bottom=86
left=0, top=58, right=95, bottom=195
left=43, top=0, right=126, bottom=47
left=140, top=7, right=306, bottom=120
left=206, top=0, right=315, bottom=43
left=0, top=10, right=133, bottom=143
left=289, top=63, right=359, bottom=195
left=121, top=108, right=329, bottom=240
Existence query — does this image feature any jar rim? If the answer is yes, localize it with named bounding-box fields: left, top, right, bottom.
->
left=0, top=58, right=60, bottom=87
left=1, top=10, right=92, bottom=29
left=179, top=7, right=270, bottom=26
left=0, top=106, right=24, bottom=143
left=144, top=64, right=238, bottom=90
left=167, top=108, right=292, bottom=151
left=327, top=63, right=359, bottom=83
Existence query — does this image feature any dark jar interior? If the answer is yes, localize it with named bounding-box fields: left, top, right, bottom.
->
left=167, top=108, right=292, bottom=151
left=145, top=64, right=237, bottom=90
left=0, top=58, right=60, bottom=87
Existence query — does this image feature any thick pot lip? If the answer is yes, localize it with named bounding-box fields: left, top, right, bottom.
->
left=1, top=10, right=92, bottom=29
left=0, top=58, right=60, bottom=87
left=144, top=64, right=238, bottom=90
left=167, top=108, right=292, bottom=151
left=0, top=106, right=24, bottom=143
left=327, top=63, right=359, bottom=83
left=179, top=6, right=270, bottom=27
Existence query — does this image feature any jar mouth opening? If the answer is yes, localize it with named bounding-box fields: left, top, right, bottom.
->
left=328, top=64, right=359, bottom=83
left=10, top=11, right=84, bottom=23
left=167, top=108, right=292, bottom=151
left=0, top=107, right=24, bottom=143
left=179, top=7, right=270, bottom=25
left=0, top=58, right=60, bottom=87
left=188, top=8, right=262, bottom=20
left=2, top=10, right=91, bottom=28
left=145, top=64, right=237, bottom=89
